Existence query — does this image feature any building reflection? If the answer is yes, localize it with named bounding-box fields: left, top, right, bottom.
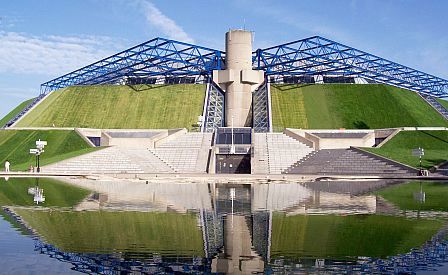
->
left=7, top=179, right=448, bottom=274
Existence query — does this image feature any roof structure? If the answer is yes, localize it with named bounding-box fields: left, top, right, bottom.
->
left=40, top=37, right=225, bottom=94
left=40, top=36, right=448, bottom=98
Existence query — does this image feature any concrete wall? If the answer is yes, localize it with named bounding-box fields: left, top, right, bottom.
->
left=284, top=128, right=315, bottom=148
left=99, top=129, right=175, bottom=148
left=287, top=129, right=376, bottom=149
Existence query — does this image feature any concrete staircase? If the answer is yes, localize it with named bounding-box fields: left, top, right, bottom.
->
left=44, top=132, right=213, bottom=174
left=150, top=132, right=213, bottom=173
left=44, top=147, right=146, bottom=174
left=254, top=133, right=314, bottom=174
left=285, top=148, right=416, bottom=176
left=124, top=148, right=174, bottom=173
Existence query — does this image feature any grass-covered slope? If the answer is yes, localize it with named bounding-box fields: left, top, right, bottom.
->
left=0, top=177, right=89, bottom=207
left=365, top=130, right=448, bottom=169
left=0, top=98, right=34, bottom=127
left=271, top=84, right=448, bottom=130
left=15, top=210, right=204, bottom=256
left=16, top=84, right=205, bottom=129
left=271, top=214, right=442, bottom=259
left=0, top=130, right=98, bottom=171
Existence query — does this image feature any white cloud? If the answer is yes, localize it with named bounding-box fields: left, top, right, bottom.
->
left=0, top=31, right=122, bottom=75
left=137, top=0, right=194, bottom=43
left=0, top=15, right=22, bottom=29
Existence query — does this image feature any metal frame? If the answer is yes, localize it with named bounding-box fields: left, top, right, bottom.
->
left=252, top=81, right=270, bottom=132
left=40, top=35, right=448, bottom=99
left=253, top=36, right=448, bottom=98
left=40, top=37, right=225, bottom=94
left=203, top=81, right=225, bottom=132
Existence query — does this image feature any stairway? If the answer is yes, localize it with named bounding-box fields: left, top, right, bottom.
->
left=254, top=133, right=314, bottom=174
left=44, top=147, right=146, bottom=174
left=285, top=148, right=416, bottom=176
left=421, top=94, right=448, bottom=120
left=150, top=132, right=213, bottom=173
left=124, top=148, right=175, bottom=173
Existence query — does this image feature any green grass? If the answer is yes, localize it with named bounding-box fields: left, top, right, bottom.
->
left=0, top=98, right=34, bottom=127
left=271, top=84, right=448, bottom=131
left=437, top=98, right=448, bottom=110
left=15, top=210, right=204, bottom=256
left=271, top=214, right=443, bottom=259
left=376, top=181, right=448, bottom=211
left=0, top=177, right=90, bottom=207
left=0, top=130, right=99, bottom=171
left=16, top=84, right=205, bottom=130
left=364, top=130, right=448, bottom=168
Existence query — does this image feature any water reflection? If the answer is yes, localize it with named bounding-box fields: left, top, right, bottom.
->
left=27, top=178, right=46, bottom=204
left=1, top=178, right=448, bottom=274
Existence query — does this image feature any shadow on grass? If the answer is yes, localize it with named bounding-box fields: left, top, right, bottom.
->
left=424, top=158, right=447, bottom=167
left=421, top=131, right=448, bottom=145
left=271, top=83, right=314, bottom=91
left=126, top=84, right=176, bottom=92
left=353, top=120, right=370, bottom=129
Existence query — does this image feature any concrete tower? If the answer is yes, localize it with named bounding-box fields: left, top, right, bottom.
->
left=213, top=30, right=264, bottom=127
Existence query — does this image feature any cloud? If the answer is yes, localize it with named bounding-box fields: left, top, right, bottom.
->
left=245, top=2, right=353, bottom=45
left=0, top=15, right=22, bottom=29
left=0, top=31, right=122, bottom=75
left=137, top=0, right=194, bottom=43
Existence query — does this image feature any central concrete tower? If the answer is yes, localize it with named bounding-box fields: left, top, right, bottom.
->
left=213, top=30, right=264, bottom=127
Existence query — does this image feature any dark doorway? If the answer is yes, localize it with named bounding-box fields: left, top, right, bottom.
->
left=216, top=154, right=251, bottom=174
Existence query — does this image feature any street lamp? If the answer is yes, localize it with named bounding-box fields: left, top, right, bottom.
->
left=30, top=139, right=47, bottom=173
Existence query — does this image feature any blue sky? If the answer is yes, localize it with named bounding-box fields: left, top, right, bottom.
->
left=1, top=0, right=447, bottom=118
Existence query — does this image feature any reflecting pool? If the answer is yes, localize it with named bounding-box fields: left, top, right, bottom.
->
left=1, top=177, right=448, bottom=274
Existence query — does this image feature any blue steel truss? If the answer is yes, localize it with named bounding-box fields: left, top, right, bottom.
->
left=40, top=37, right=225, bottom=94
left=253, top=36, right=448, bottom=98
left=39, top=35, right=448, bottom=99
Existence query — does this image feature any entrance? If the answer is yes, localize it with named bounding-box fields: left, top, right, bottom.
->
left=216, top=154, right=251, bottom=174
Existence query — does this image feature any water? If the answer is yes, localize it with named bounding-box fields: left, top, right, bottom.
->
left=1, top=177, right=448, bottom=274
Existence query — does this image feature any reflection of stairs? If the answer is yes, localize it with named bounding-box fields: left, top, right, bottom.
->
left=421, top=94, right=448, bottom=120
left=285, top=148, right=416, bottom=175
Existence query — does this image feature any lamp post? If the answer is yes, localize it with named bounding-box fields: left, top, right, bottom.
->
left=30, top=139, right=47, bottom=173
left=412, top=147, right=425, bottom=175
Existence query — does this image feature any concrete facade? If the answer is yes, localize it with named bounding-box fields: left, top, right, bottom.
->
left=213, top=30, right=264, bottom=127
left=286, top=129, right=376, bottom=150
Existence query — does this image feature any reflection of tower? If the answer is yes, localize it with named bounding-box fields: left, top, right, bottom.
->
left=208, top=184, right=267, bottom=274
left=213, top=30, right=264, bottom=127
